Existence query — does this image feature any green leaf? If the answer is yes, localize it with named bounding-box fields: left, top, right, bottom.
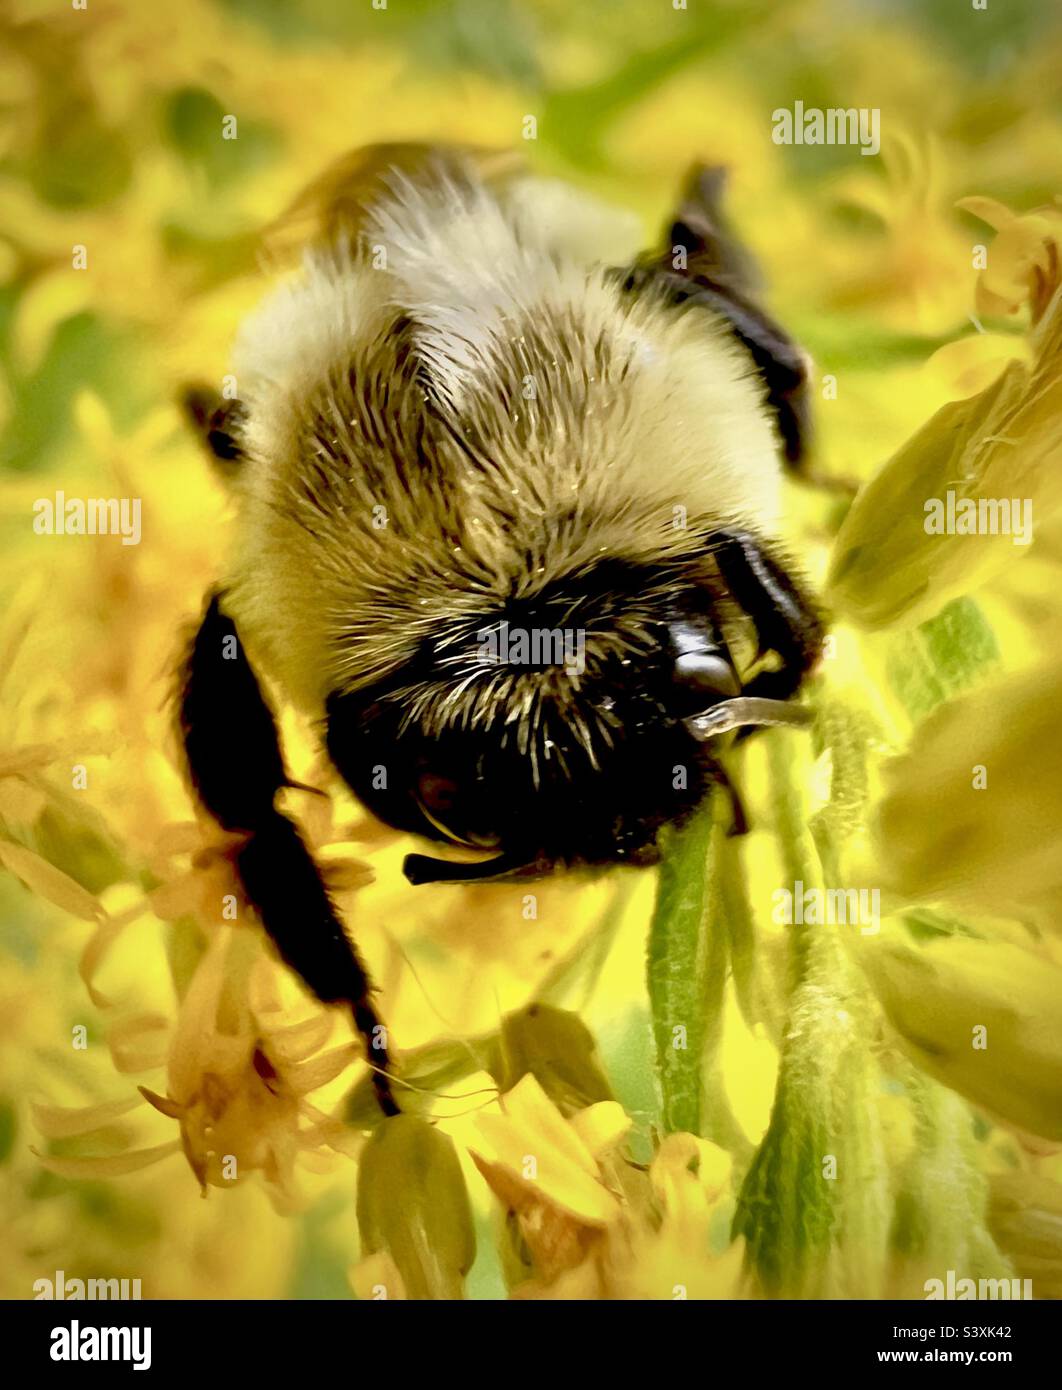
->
left=889, top=1070, right=1011, bottom=1291
left=886, top=596, right=1000, bottom=722
left=0, top=312, right=151, bottom=473
left=735, top=732, right=890, bottom=1296
left=27, top=121, right=132, bottom=211
left=733, top=974, right=890, bottom=1296
left=646, top=806, right=714, bottom=1135
left=164, top=86, right=281, bottom=189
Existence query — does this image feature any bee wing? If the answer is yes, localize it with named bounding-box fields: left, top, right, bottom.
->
left=259, top=141, right=525, bottom=268
left=617, top=163, right=813, bottom=470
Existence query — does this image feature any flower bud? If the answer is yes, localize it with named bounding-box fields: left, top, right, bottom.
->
left=856, top=931, right=1062, bottom=1142
left=356, top=1114, right=476, bottom=1300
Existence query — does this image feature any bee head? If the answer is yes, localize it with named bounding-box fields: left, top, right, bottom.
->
left=323, top=562, right=774, bottom=882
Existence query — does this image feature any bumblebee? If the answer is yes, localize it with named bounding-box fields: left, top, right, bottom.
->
left=179, top=145, right=824, bottom=1113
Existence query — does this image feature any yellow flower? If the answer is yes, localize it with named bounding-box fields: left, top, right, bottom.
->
left=4, top=0, right=1062, bottom=1304
left=869, top=658, right=1062, bottom=930
left=467, top=1075, right=743, bottom=1299
left=957, top=196, right=1062, bottom=324
left=603, top=1134, right=745, bottom=1301
left=35, top=925, right=366, bottom=1205
left=827, top=244, right=1062, bottom=628
left=855, top=927, right=1062, bottom=1144
left=827, top=133, right=971, bottom=336
left=988, top=1171, right=1062, bottom=1298
left=469, top=1073, right=627, bottom=1290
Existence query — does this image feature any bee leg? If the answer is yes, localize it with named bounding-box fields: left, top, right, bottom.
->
left=711, top=531, right=824, bottom=703
left=673, top=164, right=815, bottom=469
left=178, top=590, right=398, bottom=1117
left=668, top=163, right=766, bottom=300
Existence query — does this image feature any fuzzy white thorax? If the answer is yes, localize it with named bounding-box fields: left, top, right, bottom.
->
left=222, top=165, right=785, bottom=719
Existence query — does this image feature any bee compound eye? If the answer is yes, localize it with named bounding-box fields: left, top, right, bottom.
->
left=672, top=650, right=741, bottom=699
left=667, top=620, right=741, bottom=702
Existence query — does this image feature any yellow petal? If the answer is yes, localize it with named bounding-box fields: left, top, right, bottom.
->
left=501, top=1073, right=599, bottom=1177
left=167, top=927, right=256, bottom=1099
left=138, top=1086, right=185, bottom=1120
left=568, top=1101, right=631, bottom=1159
left=107, top=1013, right=171, bottom=1074
left=827, top=287, right=1062, bottom=628
left=955, top=196, right=1016, bottom=233
left=0, top=839, right=105, bottom=921
left=152, top=821, right=208, bottom=857
left=651, top=1132, right=733, bottom=1206
left=0, top=775, right=48, bottom=825
left=297, top=1101, right=364, bottom=1158
left=148, top=870, right=203, bottom=921
left=11, top=271, right=96, bottom=375
left=31, top=1140, right=182, bottom=1178
left=0, top=735, right=114, bottom=780
left=286, top=1042, right=359, bottom=1096
left=320, top=857, right=375, bottom=892
left=79, top=906, right=145, bottom=1008
left=31, top=1094, right=144, bottom=1139
left=263, top=1012, right=335, bottom=1065
left=976, top=283, right=1021, bottom=319
left=471, top=1080, right=622, bottom=1229
left=922, top=334, right=1031, bottom=401
left=871, top=659, right=1062, bottom=923
left=981, top=215, right=1057, bottom=314
left=856, top=932, right=1062, bottom=1141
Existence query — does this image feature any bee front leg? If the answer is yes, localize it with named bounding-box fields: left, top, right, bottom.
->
left=177, top=590, right=398, bottom=1117
left=710, top=531, right=825, bottom=702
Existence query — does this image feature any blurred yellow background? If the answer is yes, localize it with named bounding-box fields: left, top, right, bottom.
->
left=2, top=0, right=1061, bottom=1300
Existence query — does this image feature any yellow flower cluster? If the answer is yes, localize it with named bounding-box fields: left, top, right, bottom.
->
left=2, top=0, right=1062, bottom=1301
